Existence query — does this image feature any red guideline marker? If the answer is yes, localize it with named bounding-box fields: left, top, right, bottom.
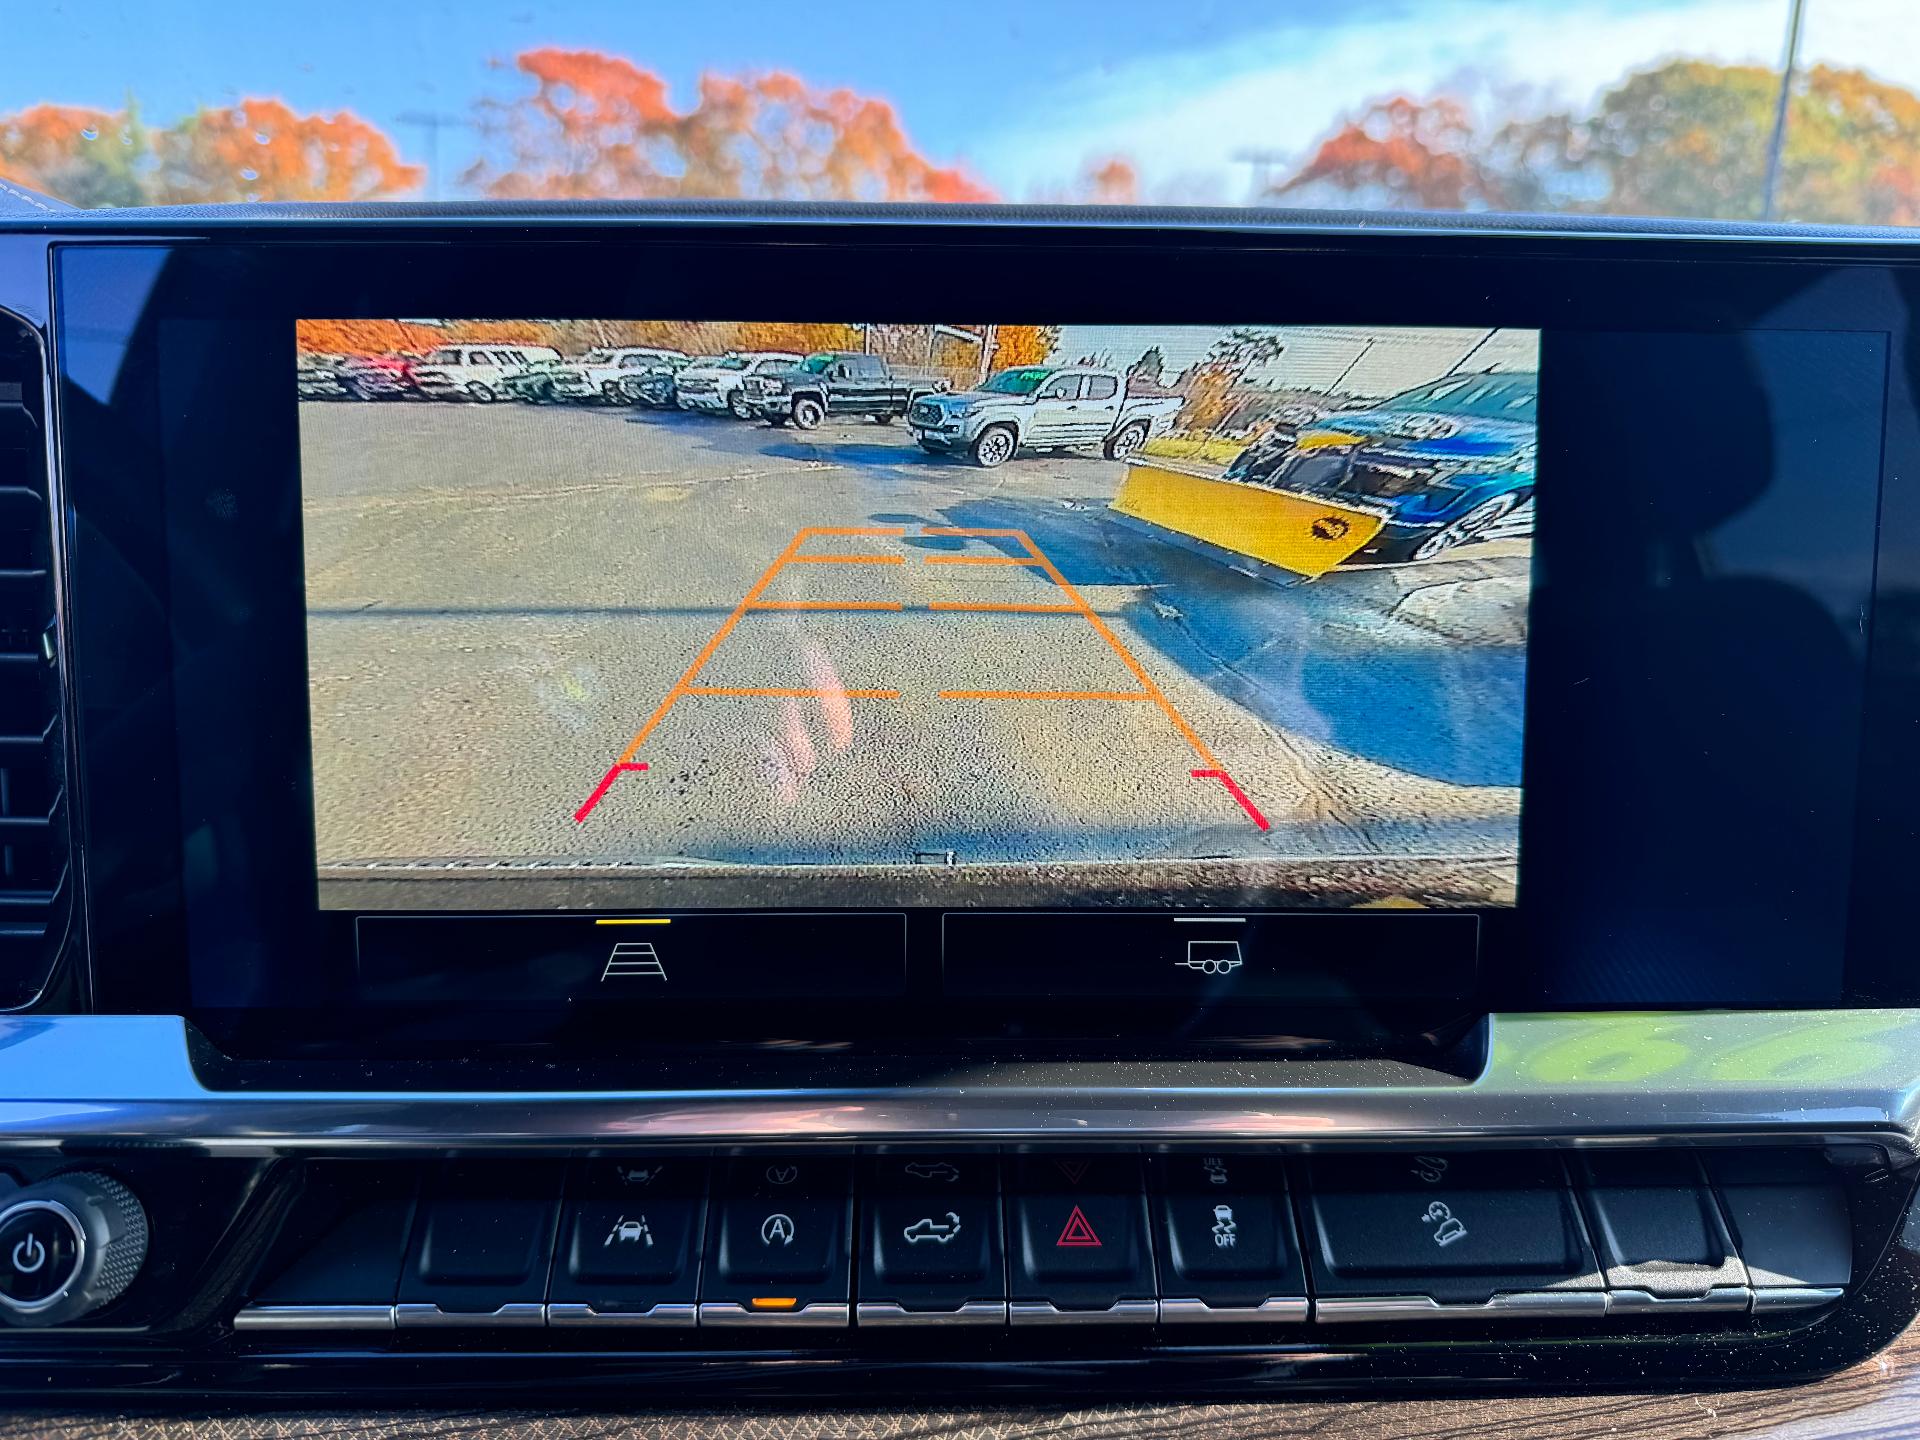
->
left=1191, top=768, right=1270, bottom=832
left=573, top=761, right=648, bottom=824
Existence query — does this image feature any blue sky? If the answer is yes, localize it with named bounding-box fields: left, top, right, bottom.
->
left=5, top=0, right=1916, bottom=201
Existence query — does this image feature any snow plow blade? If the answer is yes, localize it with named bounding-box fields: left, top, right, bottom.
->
left=1109, top=463, right=1385, bottom=578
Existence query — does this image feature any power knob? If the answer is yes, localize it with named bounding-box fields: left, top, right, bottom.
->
left=0, top=1172, right=148, bottom=1327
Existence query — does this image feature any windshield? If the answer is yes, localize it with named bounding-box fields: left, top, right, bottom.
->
left=980, top=368, right=1052, bottom=395
left=582, top=349, right=615, bottom=363
left=4, top=5, right=1915, bottom=228
left=423, top=348, right=461, bottom=365
left=798, top=355, right=834, bottom=374
left=707, top=356, right=749, bottom=370
left=1377, top=375, right=1539, bottom=419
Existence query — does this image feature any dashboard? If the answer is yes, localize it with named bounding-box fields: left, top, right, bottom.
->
left=0, top=202, right=1918, bottom=1406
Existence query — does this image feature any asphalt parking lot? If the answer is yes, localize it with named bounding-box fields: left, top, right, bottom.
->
left=300, top=400, right=1528, bottom=906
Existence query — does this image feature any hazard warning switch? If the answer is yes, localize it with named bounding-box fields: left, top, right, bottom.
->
left=1008, top=1156, right=1156, bottom=1322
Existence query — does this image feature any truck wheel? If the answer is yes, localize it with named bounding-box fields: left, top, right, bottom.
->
left=971, top=426, right=1017, bottom=468
left=466, top=382, right=497, bottom=404
left=728, top=390, right=753, bottom=420
left=766, top=414, right=790, bottom=428
left=1104, top=422, right=1148, bottom=460
left=791, top=397, right=825, bottom=430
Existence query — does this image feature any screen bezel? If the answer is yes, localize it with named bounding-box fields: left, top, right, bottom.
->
left=48, top=218, right=1920, bottom=1057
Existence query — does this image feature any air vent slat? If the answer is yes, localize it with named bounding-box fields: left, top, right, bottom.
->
left=0, top=311, right=69, bottom=1009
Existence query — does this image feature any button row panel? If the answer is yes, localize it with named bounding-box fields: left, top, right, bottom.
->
left=233, top=1148, right=1858, bottom=1333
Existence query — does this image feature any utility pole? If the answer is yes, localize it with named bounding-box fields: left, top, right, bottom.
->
left=1761, top=0, right=1808, bottom=221
left=397, top=111, right=469, bottom=201
left=1232, top=148, right=1291, bottom=205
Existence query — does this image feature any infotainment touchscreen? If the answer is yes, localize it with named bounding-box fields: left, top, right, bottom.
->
left=296, top=319, right=1537, bottom=915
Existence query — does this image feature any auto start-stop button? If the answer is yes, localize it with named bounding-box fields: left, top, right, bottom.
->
left=0, top=1201, right=84, bottom=1311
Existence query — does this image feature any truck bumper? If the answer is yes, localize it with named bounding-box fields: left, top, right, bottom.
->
left=909, top=426, right=965, bottom=451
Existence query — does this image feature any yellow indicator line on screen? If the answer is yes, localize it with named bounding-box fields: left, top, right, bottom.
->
left=594, top=918, right=673, bottom=927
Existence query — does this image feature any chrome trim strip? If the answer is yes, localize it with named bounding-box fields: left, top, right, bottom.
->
left=1158, top=1297, right=1310, bottom=1324
left=855, top=1300, right=1008, bottom=1327
left=232, top=1304, right=397, bottom=1332
left=698, top=1301, right=850, bottom=1328
left=545, top=1301, right=697, bottom=1328
left=1314, top=1291, right=1609, bottom=1323
left=1606, top=1285, right=1753, bottom=1315
left=393, top=1302, right=547, bottom=1329
left=1008, top=1299, right=1158, bottom=1326
left=0, top=1012, right=1917, bottom=1149
left=1751, top=1286, right=1847, bottom=1313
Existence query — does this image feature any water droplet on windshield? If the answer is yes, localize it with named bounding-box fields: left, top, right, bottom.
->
left=239, top=168, right=259, bottom=182
left=253, top=131, right=270, bottom=145
left=79, top=128, right=98, bottom=141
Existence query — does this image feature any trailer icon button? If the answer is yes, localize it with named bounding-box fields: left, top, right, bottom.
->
left=1177, top=939, right=1244, bottom=976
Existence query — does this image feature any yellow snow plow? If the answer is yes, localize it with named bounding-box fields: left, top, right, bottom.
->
left=1109, top=462, right=1385, bottom=579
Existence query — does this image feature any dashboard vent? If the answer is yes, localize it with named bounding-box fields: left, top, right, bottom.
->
left=0, top=312, right=70, bottom=1008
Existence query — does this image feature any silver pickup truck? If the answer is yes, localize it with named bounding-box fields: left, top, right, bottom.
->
left=907, top=364, right=1182, bottom=467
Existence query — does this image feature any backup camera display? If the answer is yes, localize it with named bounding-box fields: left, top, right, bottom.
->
left=296, top=319, right=1536, bottom=911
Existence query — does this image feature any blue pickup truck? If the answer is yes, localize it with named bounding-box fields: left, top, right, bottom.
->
left=1224, top=371, right=1537, bottom=563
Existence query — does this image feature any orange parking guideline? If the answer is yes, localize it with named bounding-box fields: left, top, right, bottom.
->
left=613, top=529, right=813, bottom=762
left=939, top=690, right=1153, bottom=702
left=1009, top=529, right=1225, bottom=773
left=592, top=521, right=1247, bottom=829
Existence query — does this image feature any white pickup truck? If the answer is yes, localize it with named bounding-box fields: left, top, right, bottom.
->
left=673, top=351, right=803, bottom=417
left=567, top=346, right=690, bottom=401
left=906, top=365, right=1182, bottom=467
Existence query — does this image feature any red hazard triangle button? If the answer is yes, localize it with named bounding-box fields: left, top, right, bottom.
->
left=1055, top=1204, right=1103, bottom=1248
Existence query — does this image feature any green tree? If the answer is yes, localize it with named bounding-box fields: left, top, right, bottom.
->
left=1128, top=345, right=1167, bottom=387
left=1278, top=60, right=1920, bottom=227
left=1591, top=61, right=1920, bottom=224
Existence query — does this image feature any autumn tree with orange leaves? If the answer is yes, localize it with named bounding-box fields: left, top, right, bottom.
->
left=0, top=100, right=420, bottom=207
left=987, top=325, right=1060, bottom=371
left=153, top=100, right=421, bottom=204
left=465, top=49, right=994, bottom=203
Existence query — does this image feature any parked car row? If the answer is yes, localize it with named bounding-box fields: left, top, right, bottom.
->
left=297, top=343, right=1188, bottom=469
